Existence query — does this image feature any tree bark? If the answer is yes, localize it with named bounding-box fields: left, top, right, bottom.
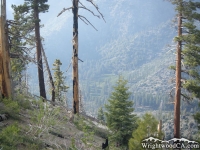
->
left=174, top=0, right=182, bottom=139
left=34, top=0, right=46, bottom=100
left=41, top=44, right=55, bottom=102
left=72, top=0, right=79, bottom=114
left=0, top=0, right=12, bottom=98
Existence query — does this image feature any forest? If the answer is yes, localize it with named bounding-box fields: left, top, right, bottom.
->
left=0, top=0, right=200, bottom=149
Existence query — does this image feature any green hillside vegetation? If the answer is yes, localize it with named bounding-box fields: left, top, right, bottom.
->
left=78, top=22, right=176, bottom=115
left=0, top=96, right=106, bottom=150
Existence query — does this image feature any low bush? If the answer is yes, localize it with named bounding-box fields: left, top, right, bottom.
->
left=0, top=98, right=20, bottom=119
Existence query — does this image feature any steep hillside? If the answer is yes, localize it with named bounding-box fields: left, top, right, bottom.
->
left=77, top=21, right=176, bottom=114
left=0, top=97, right=107, bottom=150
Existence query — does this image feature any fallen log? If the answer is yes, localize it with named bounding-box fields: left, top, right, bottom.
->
left=49, top=130, right=65, bottom=139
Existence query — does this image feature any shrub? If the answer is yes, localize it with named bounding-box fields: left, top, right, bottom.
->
left=0, top=98, right=20, bottom=119
left=0, top=123, right=20, bottom=150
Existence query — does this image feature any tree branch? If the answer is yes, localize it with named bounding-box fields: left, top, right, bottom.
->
left=181, top=69, right=189, bottom=75
left=78, top=57, right=84, bottom=62
left=181, top=93, right=192, bottom=102
left=79, top=16, right=89, bottom=25
left=169, top=87, right=176, bottom=98
left=78, top=15, right=98, bottom=31
left=78, top=6, right=100, bottom=18
left=66, top=59, right=72, bottom=73
left=57, top=7, right=73, bottom=17
left=86, top=0, right=106, bottom=22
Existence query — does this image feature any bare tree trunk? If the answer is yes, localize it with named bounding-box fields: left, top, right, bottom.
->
left=174, top=1, right=182, bottom=139
left=34, top=0, right=46, bottom=100
left=41, top=44, right=55, bottom=102
left=72, top=0, right=79, bottom=114
left=0, top=0, right=12, bottom=98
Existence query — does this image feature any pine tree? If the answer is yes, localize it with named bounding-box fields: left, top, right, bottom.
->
left=9, top=22, right=26, bottom=90
left=176, top=1, right=200, bottom=136
left=128, top=113, right=159, bottom=150
left=105, top=77, right=137, bottom=148
left=170, top=0, right=200, bottom=138
left=97, top=107, right=105, bottom=122
left=181, top=1, right=200, bottom=98
left=170, top=0, right=200, bottom=98
left=9, top=5, right=32, bottom=94
left=12, top=0, right=49, bottom=100
left=52, top=59, right=69, bottom=103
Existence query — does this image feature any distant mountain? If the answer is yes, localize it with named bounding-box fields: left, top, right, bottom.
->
left=39, top=0, right=175, bottom=63
left=42, top=0, right=176, bottom=114
left=7, top=0, right=177, bottom=114
left=77, top=21, right=176, bottom=114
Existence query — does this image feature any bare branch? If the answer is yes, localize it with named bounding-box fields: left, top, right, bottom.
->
left=78, top=15, right=98, bottom=31
left=181, top=93, right=192, bottom=102
left=169, top=87, right=176, bottom=98
left=181, top=69, right=189, bottom=74
left=78, top=0, right=86, bottom=7
left=86, top=0, right=106, bottom=22
left=10, top=53, right=20, bottom=58
left=66, top=59, right=72, bottom=73
left=78, top=57, right=84, bottom=62
left=79, top=16, right=89, bottom=25
left=57, top=7, right=73, bottom=17
left=78, top=6, right=100, bottom=18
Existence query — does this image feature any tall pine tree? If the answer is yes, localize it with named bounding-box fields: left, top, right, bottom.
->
left=105, top=77, right=137, bottom=148
left=170, top=0, right=200, bottom=138
left=12, top=0, right=49, bottom=99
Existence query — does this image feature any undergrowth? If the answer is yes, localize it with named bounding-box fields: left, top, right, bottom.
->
left=0, top=123, right=43, bottom=150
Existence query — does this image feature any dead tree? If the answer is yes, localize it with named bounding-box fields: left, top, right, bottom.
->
left=58, top=0, right=105, bottom=114
left=41, top=44, right=55, bottom=102
left=0, top=0, right=12, bottom=98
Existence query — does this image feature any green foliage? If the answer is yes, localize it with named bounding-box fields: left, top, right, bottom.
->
left=105, top=76, right=137, bottom=148
left=194, top=108, right=200, bottom=131
left=9, top=6, right=28, bottom=93
left=53, top=59, right=69, bottom=103
left=97, top=106, right=105, bottom=122
left=30, top=100, right=60, bottom=138
left=194, top=103, right=200, bottom=141
left=73, top=115, right=105, bottom=149
left=12, top=0, right=49, bottom=16
left=0, top=123, right=20, bottom=150
left=169, top=65, right=176, bottom=70
left=68, top=138, right=78, bottom=150
left=0, top=123, right=42, bottom=150
left=93, top=126, right=108, bottom=139
left=10, top=0, right=48, bottom=94
left=81, top=123, right=95, bottom=148
left=170, top=0, right=200, bottom=99
left=0, top=98, right=20, bottom=119
left=128, top=113, right=160, bottom=150
left=10, top=0, right=49, bottom=94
